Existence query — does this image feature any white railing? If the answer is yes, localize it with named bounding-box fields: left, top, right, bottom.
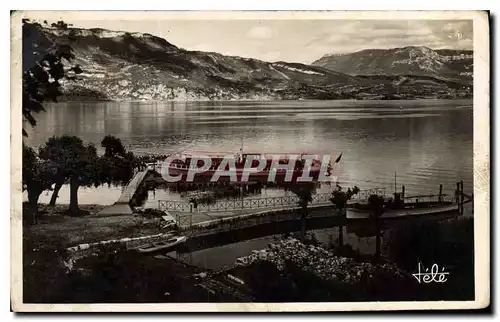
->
left=158, top=187, right=387, bottom=213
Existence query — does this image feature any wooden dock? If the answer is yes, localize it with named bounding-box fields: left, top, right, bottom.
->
left=97, top=168, right=154, bottom=216
left=116, top=170, right=150, bottom=204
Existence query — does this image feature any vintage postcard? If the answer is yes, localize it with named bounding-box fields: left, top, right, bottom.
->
left=11, top=10, right=490, bottom=312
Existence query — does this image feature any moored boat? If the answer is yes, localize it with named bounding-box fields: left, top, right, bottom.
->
left=346, top=204, right=459, bottom=220
left=136, top=236, right=187, bottom=254
left=161, top=148, right=340, bottom=184
left=345, top=192, right=467, bottom=220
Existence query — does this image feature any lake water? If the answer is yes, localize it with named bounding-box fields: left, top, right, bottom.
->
left=24, top=99, right=474, bottom=205
left=169, top=227, right=385, bottom=269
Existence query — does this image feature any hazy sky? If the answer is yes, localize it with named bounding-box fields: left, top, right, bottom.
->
left=68, top=19, right=473, bottom=64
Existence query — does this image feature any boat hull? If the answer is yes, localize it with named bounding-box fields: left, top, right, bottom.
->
left=346, top=204, right=460, bottom=220
left=136, top=236, right=187, bottom=254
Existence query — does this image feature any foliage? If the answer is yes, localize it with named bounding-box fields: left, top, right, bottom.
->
left=289, top=183, right=316, bottom=240
left=23, top=144, right=62, bottom=222
left=22, top=144, right=57, bottom=193
left=98, top=153, right=136, bottom=187
left=23, top=237, right=71, bottom=302
left=330, top=185, right=360, bottom=211
left=101, top=135, right=126, bottom=157
left=50, top=20, right=71, bottom=29
left=368, top=194, right=385, bottom=219
left=23, top=218, right=475, bottom=303
left=289, top=183, right=316, bottom=209
left=24, top=134, right=137, bottom=213
left=42, top=135, right=136, bottom=206
left=98, top=136, right=136, bottom=187
left=39, top=136, right=98, bottom=187
left=23, top=248, right=210, bottom=303
left=239, top=259, right=416, bottom=302
left=330, top=185, right=360, bottom=247
left=38, top=136, right=98, bottom=214
left=22, top=20, right=82, bottom=136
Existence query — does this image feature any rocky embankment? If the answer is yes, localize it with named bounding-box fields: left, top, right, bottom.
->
left=235, top=237, right=407, bottom=284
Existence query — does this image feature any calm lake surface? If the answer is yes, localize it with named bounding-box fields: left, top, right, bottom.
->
left=25, top=99, right=473, bottom=205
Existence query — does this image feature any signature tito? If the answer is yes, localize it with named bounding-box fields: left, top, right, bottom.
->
left=412, top=262, right=450, bottom=284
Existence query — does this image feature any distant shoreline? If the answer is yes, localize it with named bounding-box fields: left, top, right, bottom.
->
left=55, top=98, right=474, bottom=104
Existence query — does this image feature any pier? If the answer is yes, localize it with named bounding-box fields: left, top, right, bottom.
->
left=160, top=181, right=471, bottom=233
left=97, top=163, right=161, bottom=216
left=96, top=162, right=471, bottom=233
left=115, top=170, right=150, bottom=204
left=62, top=179, right=473, bottom=262
left=158, top=188, right=387, bottom=213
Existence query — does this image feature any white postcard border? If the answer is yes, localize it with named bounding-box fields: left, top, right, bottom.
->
left=10, top=10, right=490, bottom=312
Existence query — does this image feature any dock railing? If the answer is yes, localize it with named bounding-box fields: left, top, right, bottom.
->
left=403, top=194, right=454, bottom=204
left=158, top=187, right=387, bottom=213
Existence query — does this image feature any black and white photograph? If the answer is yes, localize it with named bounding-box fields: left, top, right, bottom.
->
left=10, top=10, right=490, bottom=312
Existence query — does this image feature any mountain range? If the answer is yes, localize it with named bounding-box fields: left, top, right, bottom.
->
left=312, top=46, right=473, bottom=82
left=23, top=22, right=473, bottom=101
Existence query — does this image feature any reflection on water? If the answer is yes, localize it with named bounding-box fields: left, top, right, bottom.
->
left=26, top=99, right=473, bottom=205
left=169, top=201, right=472, bottom=270
left=170, top=226, right=378, bottom=270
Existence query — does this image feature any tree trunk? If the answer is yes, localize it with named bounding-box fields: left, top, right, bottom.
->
left=69, top=179, right=80, bottom=215
left=300, top=207, right=307, bottom=240
left=27, top=189, right=41, bottom=224
left=338, top=225, right=344, bottom=247
left=49, top=181, right=63, bottom=206
left=338, top=208, right=345, bottom=247
left=375, top=218, right=381, bottom=258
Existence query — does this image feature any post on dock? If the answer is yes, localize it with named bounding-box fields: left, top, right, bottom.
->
left=439, top=184, right=443, bottom=203
left=394, top=172, right=397, bottom=195
left=402, top=185, right=405, bottom=199
left=456, top=182, right=460, bottom=206
left=460, top=180, right=464, bottom=214
left=241, top=185, right=244, bottom=209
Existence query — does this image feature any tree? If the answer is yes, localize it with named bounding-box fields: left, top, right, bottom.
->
left=101, top=135, right=126, bottom=157
left=330, top=185, right=359, bottom=246
left=22, top=21, right=82, bottom=136
left=22, top=144, right=57, bottom=223
left=50, top=21, right=71, bottom=30
left=98, top=135, right=136, bottom=187
left=46, top=135, right=135, bottom=206
left=290, top=183, right=316, bottom=240
left=39, top=136, right=99, bottom=215
left=98, top=151, right=136, bottom=187
left=368, top=194, right=385, bottom=258
left=47, top=169, right=65, bottom=207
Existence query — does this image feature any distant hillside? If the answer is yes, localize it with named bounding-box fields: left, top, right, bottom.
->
left=23, top=22, right=472, bottom=101
left=312, top=46, right=473, bottom=83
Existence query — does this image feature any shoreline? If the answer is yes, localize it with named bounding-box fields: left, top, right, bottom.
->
left=25, top=199, right=469, bottom=255
left=54, top=98, right=473, bottom=104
